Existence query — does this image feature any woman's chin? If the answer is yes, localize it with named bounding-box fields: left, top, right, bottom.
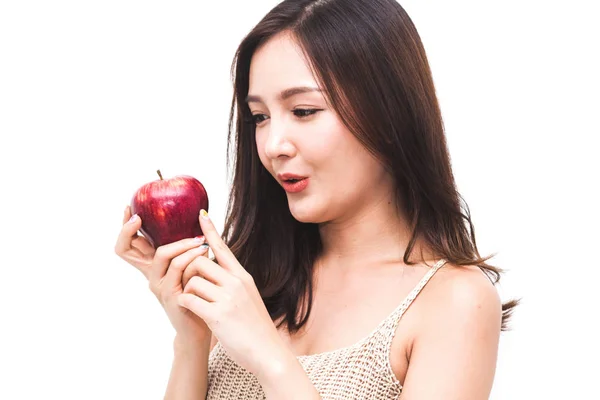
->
left=288, top=201, right=323, bottom=224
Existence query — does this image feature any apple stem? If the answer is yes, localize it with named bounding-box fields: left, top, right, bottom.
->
left=157, top=170, right=163, bottom=180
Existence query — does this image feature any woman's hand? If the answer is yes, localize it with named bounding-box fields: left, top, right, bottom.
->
left=177, top=209, right=291, bottom=380
left=114, top=206, right=213, bottom=344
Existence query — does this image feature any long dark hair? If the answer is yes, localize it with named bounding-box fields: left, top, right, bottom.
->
left=222, top=0, right=518, bottom=333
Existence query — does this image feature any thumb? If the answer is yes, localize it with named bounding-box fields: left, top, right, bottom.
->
left=115, top=212, right=143, bottom=255
left=127, top=212, right=142, bottom=231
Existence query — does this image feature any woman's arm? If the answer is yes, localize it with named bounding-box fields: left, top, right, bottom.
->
left=400, top=267, right=502, bottom=400
left=164, top=334, right=216, bottom=400
left=255, top=350, right=322, bottom=400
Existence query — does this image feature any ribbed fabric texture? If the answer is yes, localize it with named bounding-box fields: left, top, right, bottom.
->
left=206, top=259, right=448, bottom=399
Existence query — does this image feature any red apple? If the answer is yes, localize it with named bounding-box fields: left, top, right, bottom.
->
left=130, top=170, right=209, bottom=248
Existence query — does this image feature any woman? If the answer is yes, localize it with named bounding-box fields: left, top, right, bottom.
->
left=116, top=0, right=517, bottom=398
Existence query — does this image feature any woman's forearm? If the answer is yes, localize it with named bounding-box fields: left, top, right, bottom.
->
left=164, top=335, right=211, bottom=400
left=257, top=351, right=321, bottom=400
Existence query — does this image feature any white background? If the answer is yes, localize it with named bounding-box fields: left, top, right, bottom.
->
left=1, top=1, right=598, bottom=399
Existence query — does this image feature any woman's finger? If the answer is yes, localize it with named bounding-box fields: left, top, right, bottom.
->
left=116, top=206, right=138, bottom=253
left=121, top=205, right=156, bottom=257
left=148, top=237, right=207, bottom=289
left=199, top=210, right=246, bottom=276
left=151, top=243, right=209, bottom=300
left=132, top=235, right=156, bottom=257
left=183, top=255, right=233, bottom=287
left=122, top=205, right=130, bottom=224
left=177, top=293, right=213, bottom=322
left=183, top=276, right=223, bottom=303
left=115, top=208, right=149, bottom=270
left=181, top=246, right=211, bottom=288
left=166, top=244, right=210, bottom=288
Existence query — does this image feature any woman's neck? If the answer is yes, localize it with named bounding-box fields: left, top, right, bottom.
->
left=317, top=192, right=432, bottom=273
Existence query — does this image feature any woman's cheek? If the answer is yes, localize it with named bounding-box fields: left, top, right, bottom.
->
left=255, top=134, right=271, bottom=170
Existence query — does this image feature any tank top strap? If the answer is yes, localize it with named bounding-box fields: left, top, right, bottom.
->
left=376, top=258, right=448, bottom=342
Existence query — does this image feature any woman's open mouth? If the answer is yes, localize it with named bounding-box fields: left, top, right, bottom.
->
left=281, top=177, right=309, bottom=193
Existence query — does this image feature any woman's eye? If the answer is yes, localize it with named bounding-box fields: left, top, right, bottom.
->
left=293, top=108, right=321, bottom=118
left=247, top=109, right=322, bottom=126
left=250, top=114, right=268, bottom=125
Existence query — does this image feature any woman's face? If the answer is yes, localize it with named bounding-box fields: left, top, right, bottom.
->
left=247, top=32, right=392, bottom=224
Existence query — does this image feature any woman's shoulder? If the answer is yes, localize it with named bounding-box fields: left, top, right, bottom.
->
left=394, top=263, right=502, bottom=393
left=389, top=262, right=502, bottom=385
left=419, top=262, right=502, bottom=331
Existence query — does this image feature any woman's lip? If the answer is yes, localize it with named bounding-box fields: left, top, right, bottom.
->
left=278, top=173, right=308, bottom=181
left=281, top=177, right=309, bottom=193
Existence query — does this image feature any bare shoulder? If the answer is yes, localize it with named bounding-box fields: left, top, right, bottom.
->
left=423, top=262, right=502, bottom=327
left=398, top=263, right=502, bottom=397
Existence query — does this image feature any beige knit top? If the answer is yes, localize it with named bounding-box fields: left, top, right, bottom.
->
left=206, top=258, right=448, bottom=399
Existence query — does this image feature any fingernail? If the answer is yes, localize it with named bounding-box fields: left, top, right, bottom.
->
left=200, top=209, right=209, bottom=220
left=128, top=214, right=138, bottom=223
left=199, top=244, right=209, bottom=251
left=193, top=236, right=205, bottom=244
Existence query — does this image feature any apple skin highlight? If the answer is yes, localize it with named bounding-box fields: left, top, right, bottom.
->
left=130, top=171, right=209, bottom=248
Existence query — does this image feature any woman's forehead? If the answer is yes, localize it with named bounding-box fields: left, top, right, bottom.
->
left=248, top=34, right=318, bottom=98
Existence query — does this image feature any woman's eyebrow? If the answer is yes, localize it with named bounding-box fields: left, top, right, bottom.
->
left=245, top=86, right=322, bottom=104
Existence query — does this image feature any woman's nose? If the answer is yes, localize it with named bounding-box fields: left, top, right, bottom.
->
left=264, top=122, right=297, bottom=159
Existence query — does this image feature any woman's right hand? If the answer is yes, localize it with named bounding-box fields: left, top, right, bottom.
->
left=114, top=206, right=212, bottom=344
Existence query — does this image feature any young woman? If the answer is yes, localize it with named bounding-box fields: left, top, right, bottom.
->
left=116, top=0, right=517, bottom=398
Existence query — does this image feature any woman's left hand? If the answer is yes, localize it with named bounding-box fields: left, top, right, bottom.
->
left=178, top=209, right=291, bottom=381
